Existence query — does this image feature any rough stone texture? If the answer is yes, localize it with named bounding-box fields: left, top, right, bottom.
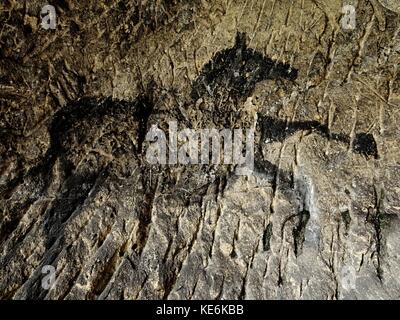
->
left=1, top=0, right=400, bottom=300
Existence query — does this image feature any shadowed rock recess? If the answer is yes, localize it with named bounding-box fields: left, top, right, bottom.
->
left=1, top=0, right=400, bottom=300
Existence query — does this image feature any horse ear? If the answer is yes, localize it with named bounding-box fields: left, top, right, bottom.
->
left=235, top=32, right=247, bottom=49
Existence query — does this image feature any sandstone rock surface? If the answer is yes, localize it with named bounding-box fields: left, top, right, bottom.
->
left=1, top=0, right=400, bottom=300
